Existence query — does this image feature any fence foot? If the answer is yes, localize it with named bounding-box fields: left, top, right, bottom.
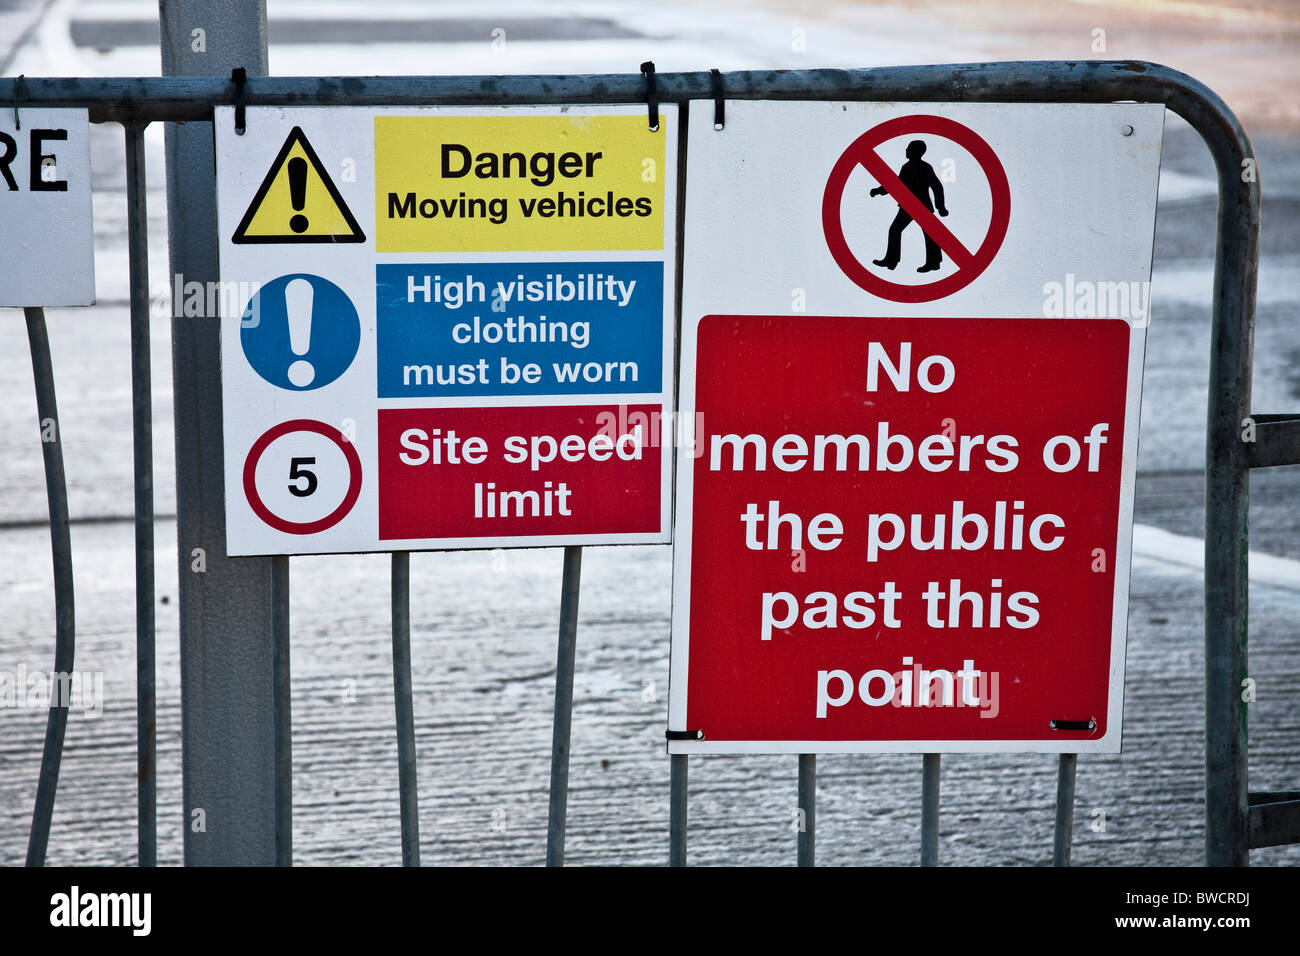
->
left=921, top=753, right=940, bottom=867
left=669, top=754, right=688, bottom=866
left=546, top=546, right=583, bottom=866
left=798, top=754, right=815, bottom=866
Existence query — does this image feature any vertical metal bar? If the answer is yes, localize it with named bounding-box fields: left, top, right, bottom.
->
left=23, top=307, right=75, bottom=867
left=665, top=100, right=690, bottom=875
left=271, top=555, right=291, bottom=866
left=546, top=545, right=583, bottom=866
left=1201, top=121, right=1259, bottom=868
left=161, top=0, right=275, bottom=866
left=1053, top=753, right=1078, bottom=866
left=124, top=120, right=156, bottom=868
left=797, top=753, right=815, bottom=867
left=921, top=753, right=940, bottom=866
left=669, top=754, right=688, bottom=867
left=391, top=551, right=420, bottom=866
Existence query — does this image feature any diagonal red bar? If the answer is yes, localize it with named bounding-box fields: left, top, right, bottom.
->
left=857, top=147, right=974, bottom=269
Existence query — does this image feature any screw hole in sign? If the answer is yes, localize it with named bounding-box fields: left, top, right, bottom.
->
left=821, top=114, right=1011, bottom=303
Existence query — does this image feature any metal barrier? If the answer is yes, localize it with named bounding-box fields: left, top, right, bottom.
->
left=2, top=59, right=1287, bottom=867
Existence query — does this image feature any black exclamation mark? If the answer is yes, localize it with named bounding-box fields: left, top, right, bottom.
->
left=288, top=156, right=308, bottom=233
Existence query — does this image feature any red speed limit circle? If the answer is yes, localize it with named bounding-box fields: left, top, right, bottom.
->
left=242, top=419, right=363, bottom=534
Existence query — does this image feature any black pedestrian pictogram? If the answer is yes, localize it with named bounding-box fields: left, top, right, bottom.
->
left=822, top=114, right=1009, bottom=303
left=869, top=140, right=949, bottom=273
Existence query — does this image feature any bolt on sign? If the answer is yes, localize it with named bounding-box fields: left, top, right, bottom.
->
left=0, top=108, right=95, bottom=306
left=668, top=102, right=1163, bottom=753
left=215, top=106, right=676, bottom=554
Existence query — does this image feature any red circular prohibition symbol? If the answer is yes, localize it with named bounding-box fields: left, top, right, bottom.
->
left=243, top=419, right=363, bottom=535
left=822, top=114, right=1010, bottom=303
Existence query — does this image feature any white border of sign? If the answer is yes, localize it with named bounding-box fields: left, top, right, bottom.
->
left=667, top=101, right=1164, bottom=754
left=216, top=105, right=677, bottom=555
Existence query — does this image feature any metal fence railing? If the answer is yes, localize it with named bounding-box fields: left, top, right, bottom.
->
left=3, top=59, right=1292, bottom=867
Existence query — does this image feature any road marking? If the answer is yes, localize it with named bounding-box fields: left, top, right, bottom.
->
left=1134, top=523, right=1300, bottom=593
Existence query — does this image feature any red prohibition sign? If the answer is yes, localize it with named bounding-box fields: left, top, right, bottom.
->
left=822, top=115, right=1010, bottom=303
left=243, top=419, right=363, bottom=535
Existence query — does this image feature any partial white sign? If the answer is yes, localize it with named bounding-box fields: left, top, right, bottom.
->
left=0, top=108, right=95, bottom=306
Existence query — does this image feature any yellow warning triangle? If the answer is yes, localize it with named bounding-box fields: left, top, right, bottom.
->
left=232, top=126, right=364, bottom=244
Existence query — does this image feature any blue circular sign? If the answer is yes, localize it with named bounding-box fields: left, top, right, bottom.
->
left=240, top=273, right=360, bottom=391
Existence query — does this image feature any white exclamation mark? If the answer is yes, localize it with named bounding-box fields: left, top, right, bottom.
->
left=285, top=278, right=315, bottom=387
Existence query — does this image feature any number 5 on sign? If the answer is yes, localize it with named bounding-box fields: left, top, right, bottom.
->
left=288, top=457, right=319, bottom=498
left=243, top=420, right=362, bottom=534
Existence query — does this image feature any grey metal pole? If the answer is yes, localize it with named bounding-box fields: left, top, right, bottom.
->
left=669, top=754, right=688, bottom=866
left=1053, top=753, right=1078, bottom=866
left=23, top=307, right=75, bottom=867
left=391, top=552, right=421, bottom=866
left=271, top=556, right=291, bottom=866
left=160, top=0, right=276, bottom=866
left=546, top=545, right=582, bottom=866
left=921, top=753, right=940, bottom=866
left=797, top=754, right=815, bottom=866
left=125, top=121, right=156, bottom=868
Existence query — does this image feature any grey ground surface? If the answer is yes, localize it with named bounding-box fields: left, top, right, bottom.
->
left=1, top=0, right=1298, bottom=866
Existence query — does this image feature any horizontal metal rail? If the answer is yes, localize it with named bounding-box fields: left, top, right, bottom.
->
left=1245, top=415, right=1300, bottom=469
left=1247, top=791, right=1300, bottom=849
left=0, top=61, right=1258, bottom=131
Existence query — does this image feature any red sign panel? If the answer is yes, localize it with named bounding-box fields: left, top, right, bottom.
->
left=378, top=404, right=662, bottom=541
left=675, top=315, right=1134, bottom=750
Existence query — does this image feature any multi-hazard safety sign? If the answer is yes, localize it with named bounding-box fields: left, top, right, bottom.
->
left=216, top=106, right=676, bottom=555
left=668, top=102, right=1164, bottom=754
left=1, top=108, right=95, bottom=306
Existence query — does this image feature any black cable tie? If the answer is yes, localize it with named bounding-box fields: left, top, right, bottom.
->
left=231, top=67, right=247, bottom=135
left=709, top=68, right=725, bottom=130
left=640, top=60, right=659, bottom=132
left=13, top=74, right=24, bottom=130
left=1049, top=718, right=1097, bottom=731
left=666, top=729, right=704, bottom=741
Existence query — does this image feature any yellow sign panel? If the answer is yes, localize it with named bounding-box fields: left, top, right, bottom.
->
left=233, top=126, right=364, bottom=244
left=374, top=114, right=667, bottom=252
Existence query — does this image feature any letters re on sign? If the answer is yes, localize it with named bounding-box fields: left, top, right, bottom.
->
left=668, top=102, right=1164, bottom=753
left=0, top=108, right=95, bottom=307
left=215, top=106, right=676, bottom=555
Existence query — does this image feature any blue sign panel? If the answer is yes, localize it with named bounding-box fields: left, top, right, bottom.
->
left=376, top=261, right=663, bottom=397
